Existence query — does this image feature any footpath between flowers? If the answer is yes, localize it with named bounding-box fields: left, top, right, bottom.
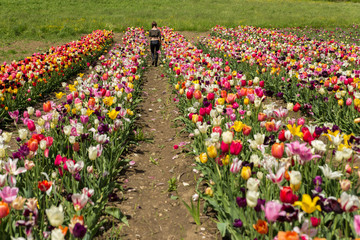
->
left=0, top=27, right=147, bottom=239
left=161, top=27, right=360, bottom=239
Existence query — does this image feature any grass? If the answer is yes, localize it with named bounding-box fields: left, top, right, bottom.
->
left=0, top=0, right=360, bottom=61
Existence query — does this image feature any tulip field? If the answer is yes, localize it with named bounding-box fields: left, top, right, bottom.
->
left=2, top=20, right=360, bottom=240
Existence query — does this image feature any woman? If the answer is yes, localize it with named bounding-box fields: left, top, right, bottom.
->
left=149, top=21, right=161, bottom=67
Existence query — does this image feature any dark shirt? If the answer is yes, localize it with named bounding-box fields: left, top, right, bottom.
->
left=149, top=29, right=161, bottom=38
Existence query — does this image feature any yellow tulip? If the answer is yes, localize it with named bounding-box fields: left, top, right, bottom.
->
left=338, top=99, right=344, bottom=106
left=244, top=98, right=249, bottom=105
left=199, top=153, right=208, bottom=163
left=207, top=145, right=217, bottom=158
left=205, top=187, right=213, bottom=197
left=294, top=194, right=321, bottom=214
left=217, top=98, right=225, bottom=105
left=241, top=166, right=251, bottom=180
left=221, top=155, right=230, bottom=165
left=86, top=108, right=94, bottom=116
left=55, top=92, right=64, bottom=99
left=107, top=109, right=119, bottom=120
left=231, top=121, right=244, bottom=132
left=287, top=124, right=303, bottom=138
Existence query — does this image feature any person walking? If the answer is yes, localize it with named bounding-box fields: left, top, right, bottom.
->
left=149, top=21, right=161, bottom=67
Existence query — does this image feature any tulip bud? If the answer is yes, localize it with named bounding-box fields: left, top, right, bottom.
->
left=340, top=179, right=351, bottom=191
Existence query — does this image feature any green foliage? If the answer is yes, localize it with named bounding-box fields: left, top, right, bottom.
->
left=167, top=177, right=177, bottom=192
left=1, top=0, right=360, bottom=44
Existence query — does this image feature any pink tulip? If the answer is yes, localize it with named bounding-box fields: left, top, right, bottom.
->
left=354, top=215, right=360, bottom=236
left=27, top=120, right=36, bottom=132
left=0, top=186, right=18, bottom=203
left=264, top=201, right=282, bottom=222
left=346, top=98, right=353, bottom=106
left=23, top=111, right=30, bottom=119
left=297, top=118, right=305, bottom=126
left=35, top=110, right=42, bottom=118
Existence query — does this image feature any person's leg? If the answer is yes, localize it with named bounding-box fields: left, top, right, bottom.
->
left=150, top=42, right=155, bottom=65
left=154, top=41, right=160, bottom=67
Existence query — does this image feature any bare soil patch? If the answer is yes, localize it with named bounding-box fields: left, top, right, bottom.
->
left=96, top=57, right=220, bottom=239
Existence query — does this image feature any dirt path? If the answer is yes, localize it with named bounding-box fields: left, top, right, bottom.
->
left=98, top=57, right=220, bottom=239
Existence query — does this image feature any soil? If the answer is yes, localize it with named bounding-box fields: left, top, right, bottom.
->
left=96, top=55, right=220, bottom=239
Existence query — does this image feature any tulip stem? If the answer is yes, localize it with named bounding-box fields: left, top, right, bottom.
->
left=269, top=222, right=273, bottom=239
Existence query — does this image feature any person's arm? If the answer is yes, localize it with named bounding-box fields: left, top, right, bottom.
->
left=159, top=30, right=162, bottom=45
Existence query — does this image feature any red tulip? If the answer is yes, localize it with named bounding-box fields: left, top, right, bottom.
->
left=310, top=217, right=321, bottom=227
left=221, top=141, right=229, bottom=153
left=303, top=130, right=314, bottom=144
left=186, top=91, right=193, bottom=99
left=271, top=142, right=284, bottom=159
left=199, top=108, right=206, bottom=116
left=293, top=103, right=301, bottom=112
left=207, top=92, right=215, bottom=100
left=259, top=81, right=265, bottom=87
left=279, top=186, right=298, bottom=204
left=230, top=140, right=242, bottom=155
left=213, top=126, right=222, bottom=136
left=278, top=129, right=286, bottom=142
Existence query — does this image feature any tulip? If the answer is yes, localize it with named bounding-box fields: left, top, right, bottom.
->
left=242, top=125, right=252, bottom=136
left=0, top=201, right=10, bottom=219
left=230, top=140, right=242, bottom=155
left=264, top=201, right=282, bottom=222
left=205, top=187, right=213, bottom=197
left=279, top=187, right=298, bottom=204
left=294, top=194, right=321, bottom=214
left=186, top=91, right=193, bottom=99
left=193, top=90, right=202, bottom=100
left=253, top=219, right=268, bottom=234
left=220, top=141, right=229, bottom=153
left=241, top=166, right=251, bottom=180
left=199, top=153, right=208, bottom=163
left=247, top=178, right=260, bottom=191
left=207, top=145, right=217, bottom=158
left=11, top=196, right=26, bottom=210
left=245, top=190, right=259, bottom=208
left=293, top=102, right=301, bottom=112
left=354, top=215, right=360, bottom=236
left=340, top=179, right=351, bottom=191
left=28, top=138, right=39, bottom=152
left=271, top=142, right=284, bottom=159
left=311, top=217, right=321, bottom=227
left=277, top=231, right=299, bottom=240
left=222, top=131, right=233, bottom=144
left=46, top=205, right=64, bottom=227
left=43, top=101, right=52, bottom=112
left=258, top=112, right=267, bottom=122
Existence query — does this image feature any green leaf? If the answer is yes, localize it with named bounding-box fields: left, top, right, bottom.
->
left=216, top=222, right=228, bottom=237
left=105, top=207, right=129, bottom=226
left=170, top=195, right=178, bottom=200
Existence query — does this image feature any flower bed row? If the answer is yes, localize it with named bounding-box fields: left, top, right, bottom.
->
left=0, top=27, right=147, bottom=239
left=161, top=27, right=360, bottom=239
left=201, top=26, right=360, bottom=134
left=0, top=30, right=113, bottom=125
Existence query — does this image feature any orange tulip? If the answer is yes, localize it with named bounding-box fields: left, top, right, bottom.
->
left=0, top=201, right=10, bottom=220
left=43, top=101, right=52, bottom=112
left=253, top=219, right=268, bottom=234
left=277, top=231, right=299, bottom=240
left=272, top=142, right=284, bottom=159
left=28, top=138, right=39, bottom=152
left=242, top=125, right=252, bottom=136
